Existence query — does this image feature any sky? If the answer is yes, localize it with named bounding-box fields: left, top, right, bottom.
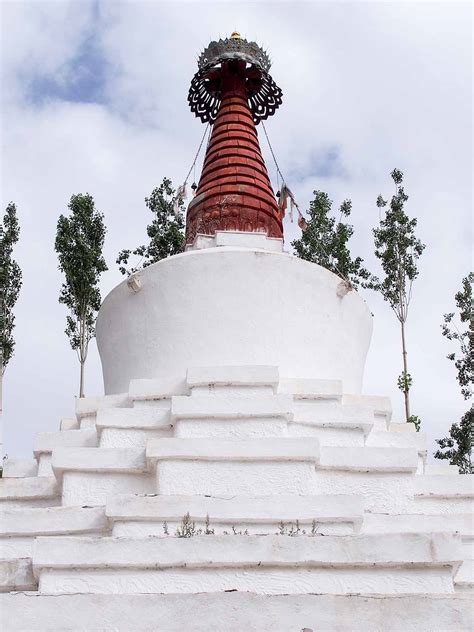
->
left=0, top=0, right=472, bottom=458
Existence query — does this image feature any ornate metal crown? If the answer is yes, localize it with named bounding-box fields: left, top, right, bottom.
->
left=188, top=34, right=282, bottom=126
left=198, top=36, right=272, bottom=73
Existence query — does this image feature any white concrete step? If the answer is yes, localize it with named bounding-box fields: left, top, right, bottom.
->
left=147, top=437, right=319, bottom=495
left=51, top=448, right=154, bottom=506
left=106, top=493, right=364, bottom=536
left=361, top=513, right=474, bottom=536
left=413, top=475, right=474, bottom=513
left=187, top=365, right=279, bottom=396
left=171, top=394, right=293, bottom=438
left=0, top=477, right=59, bottom=509
left=0, top=558, right=35, bottom=592
left=2, top=592, right=472, bottom=632
left=128, top=377, right=184, bottom=406
left=455, top=559, right=474, bottom=592
left=97, top=407, right=173, bottom=447
left=0, top=506, right=109, bottom=537
left=1, top=458, right=38, bottom=478
left=34, top=429, right=99, bottom=476
left=365, top=429, right=427, bottom=452
left=76, top=394, right=131, bottom=428
left=60, top=417, right=79, bottom=431
left=425, top=463, right=460, bottom=475
left=319, top=446, right=418, bottom=473
left=343, top=394, right=392, bottom=425
left=33, top=532, right=462, bottom=595
left=278, top=377, right=342, bottom=400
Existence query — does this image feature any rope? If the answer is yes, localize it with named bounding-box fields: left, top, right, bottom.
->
left=261, top=122, right=353, bottom=289
left=261, top=121, right=285, bottom=183
left=183, top=123, right=210, bottom=186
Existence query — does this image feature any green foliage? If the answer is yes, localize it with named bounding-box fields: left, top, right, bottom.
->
left=407, top=415, right=421, bottom=432
left=292, top=191, right=372, bottom=289
left=397, top=371, right=413, bottom=393
left=0, top=203, right=22, bottom=374
left=55, top=194, right=107, bottom=396
left=117, top=178, right=185, bottom=276
left=435, top=409, right=473, bottom=474
left=441, top=273, right=473, bottom=400
left=366, top=169, right=425, bottom=321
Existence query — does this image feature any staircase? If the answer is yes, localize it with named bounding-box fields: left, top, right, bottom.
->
left=1, top=365, right=472, bottom=631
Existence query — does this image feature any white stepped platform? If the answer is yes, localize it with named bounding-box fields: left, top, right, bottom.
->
left=0, top=506, right=109, bottom=559
left=1, top=592, right=472, bottom=632
left=187, top=365, right=279, bottom=396
left=52, top=448, right=154, bottom=506
left=60, top=417, right=79, bottom=430
left=128, top=377, right=183, bottom=406
left=361, top=512, right=474, bottom=536
left=75, top=393, right=131, bottom=428
left=33, top=533, right=462, bottom=595
left=106, top=493, right=364, bottom=536
left=147, top=437, right=319, bottom=495
left=413, top=475, right=474, bottom=514
left=1, top=458, right=38, bottom=478
left=0, top=477, right=59, bottom=509
left=172, top=394, right=293, bottom=438
left=97, top=407, right=173, bottom=447
left=455, top=559, right=474, bottom=592
left=34, top=428, right=98, bottom=476
left=0, top=558, right=35, bottom=592
left=279, top=377, right=342, bottom=399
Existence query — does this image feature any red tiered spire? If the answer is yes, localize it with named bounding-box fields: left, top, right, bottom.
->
left=185, top=45, right=283, bottom=245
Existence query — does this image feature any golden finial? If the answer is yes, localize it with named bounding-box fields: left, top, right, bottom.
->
left=230, top=31, right=241, bottom=39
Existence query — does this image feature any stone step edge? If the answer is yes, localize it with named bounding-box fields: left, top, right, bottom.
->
left=32, top=533, right=463, bottom=572
left=0, top=506, right=108, bottom=537
left=51, top=448, right=148, bottom=479
left=33, top=428, right=98, bottom=456
left=187, top=365, right=280, bottom=388
left=414, top=475, right=474, bottom=498
left=105, top=493, right=364, bottom=524
left=0, top=477, right=59, bottom=501
left=171, top=394, right=294, bottom=420
left=96, top=407, right=171, bottom=430
left=1, top=593, right=472, bottom=632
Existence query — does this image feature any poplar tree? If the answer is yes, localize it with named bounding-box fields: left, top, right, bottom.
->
left=55, top=194, right=107, bottom=398
left=366, top=169, right=425, bottom=427
left=0, top=203, right=22, bottom=412
left=435, top=273, right=473, bottom=473
left=292, top=191, right=372, bottom=289
left=117, top=178, right=185, bottom=276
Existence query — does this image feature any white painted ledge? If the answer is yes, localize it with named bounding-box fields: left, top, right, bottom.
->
left=292, top=402, right=374, bottom=432
left=51, top=448, right=147, bottom=477
left=33, top=428, right=98, bottom=456
left=0, top=558, right=35, bottom=592
left=187, top=231, right=284, bottom=253
left=186, top=366, right=279, bottom=388
left=365, top=429, right=427, bottom=452
left=129, top=378, right=186, bottom=402
left=75, top=394, right=131, bottom=420
left=60, top=418, right=79, bottom=431
left=1, top=459, right=38, bottom=478
left=279, top=378, right=342, bottom=400
left=146, top=438, right=320, bottom=463
left=455, top=559, right=474, bottom=590
left=106, top=493, right=364, bottom=525
left=319, top=446, right=419, bottom=472
left=424, top=463, right=460, bottom=475
left=343, top=394, right=392, bottom=420
left=0, top=506, right=108, bottom=537
left=0, top=477, right=58, bottom=501
left=361, top=513, right=474, bottom=536
left=32, top=532, right=462, bottom=570
left=414, top=475, right=474, bottom=498
left=2, top=593, right=472, bottom=632
left=96, top=408, right=171, bottom=430
left=171, top=394, right=294, bottom=420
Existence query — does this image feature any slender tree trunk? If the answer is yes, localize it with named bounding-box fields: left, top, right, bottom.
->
left=400, top=319, right=410, bottom=422
left=79, top=360, right=85, bottom=399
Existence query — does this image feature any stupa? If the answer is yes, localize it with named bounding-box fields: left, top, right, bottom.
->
left=1, top=35, right=472, bottom=631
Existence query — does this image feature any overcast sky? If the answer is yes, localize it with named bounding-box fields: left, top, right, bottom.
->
left=1, top=1, right=472, bottom=458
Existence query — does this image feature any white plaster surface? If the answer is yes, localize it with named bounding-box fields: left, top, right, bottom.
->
left=100, top=427, right=172, bottom=448
left=0, top=558, right=35, bottom=592
left=1, top=592, right=472, bottom=631
left=61, top=472, right=155, bottom=507
left=96, top=249, right=373, bottom=395
left=186, top=365, right=279, bottom=388
left=1, top=459, right=38, bottom=478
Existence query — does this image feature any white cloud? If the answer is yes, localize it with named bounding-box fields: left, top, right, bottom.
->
left=1, top=1, right=471, bottom=457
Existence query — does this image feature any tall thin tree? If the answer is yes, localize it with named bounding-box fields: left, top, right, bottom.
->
left=292, top=191, right=373, bottom=289
left=367, top=169, right=425, bottom=426
left=117, top=178, right=185, bottom=276
left=55, top=194, right=107, bottom=398
left=434, top=273, right=473, bottom=473
left=0, top=203, right=22, bottom=413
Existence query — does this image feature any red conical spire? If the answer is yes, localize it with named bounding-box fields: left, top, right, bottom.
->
left=185, top=41, right=283, bottom=245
